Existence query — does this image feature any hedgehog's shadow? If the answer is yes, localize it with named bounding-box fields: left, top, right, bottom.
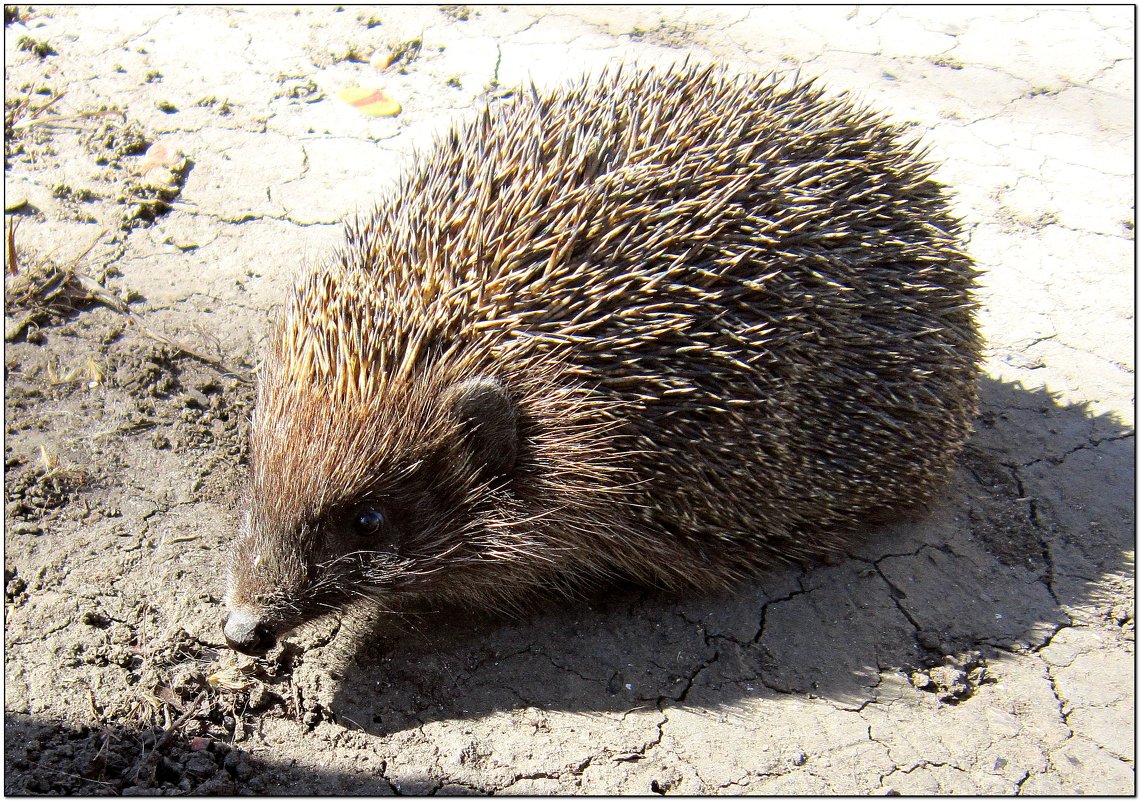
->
left=326, top=376, right=1134, bottom=736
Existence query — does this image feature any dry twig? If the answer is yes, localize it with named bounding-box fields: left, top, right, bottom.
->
left=5, top=226, right=252, bottom=382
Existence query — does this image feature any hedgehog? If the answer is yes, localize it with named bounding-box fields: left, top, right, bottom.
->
left=222, top=64, right=981, bottom=656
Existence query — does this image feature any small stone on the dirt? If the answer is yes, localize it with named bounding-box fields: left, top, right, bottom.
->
left=916, top=630, right=943, bottom=650
left=81, top=610, right=111, bottom=627
left=929, top=665, right=967, bottom=688
left=185, top=751, right=217, bottom=778
left=248, top=684, right=274, bottom=710
left=182, top=390, right=209, bottom=409
left=224, top=750, right=253, bottom=781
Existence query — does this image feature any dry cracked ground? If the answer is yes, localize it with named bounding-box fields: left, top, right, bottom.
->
left=3, top=4, right=1134, bottom=796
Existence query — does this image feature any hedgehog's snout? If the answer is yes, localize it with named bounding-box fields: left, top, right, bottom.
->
left=223, top=609, right=277, bottom=656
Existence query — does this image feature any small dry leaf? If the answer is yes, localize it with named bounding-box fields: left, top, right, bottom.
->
left=38, top=444, right=58, bottom=471
left=138, top=141, right=177, bottom=172
left=6, top=217, right=19, bottom=275
left=336, top=84, right=401, bottom=117
left=138, top=141, right=184, bottom=189
left=85, top=356, right=104, bottom=387
left=207, top=666, right=254, bottom=692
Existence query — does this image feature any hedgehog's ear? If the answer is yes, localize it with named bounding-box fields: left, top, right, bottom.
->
left=444, top=377, right=518, bottom=477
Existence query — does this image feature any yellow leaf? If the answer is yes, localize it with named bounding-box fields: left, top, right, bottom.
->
left=336, top=85, right=401, bottom=117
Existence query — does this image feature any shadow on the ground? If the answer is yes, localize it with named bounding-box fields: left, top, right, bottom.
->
left=2, top=710, right=404, bottom=795
left=4, top=377, right=1134, bottom=794
left=322, top=376, right=1134, bottom=736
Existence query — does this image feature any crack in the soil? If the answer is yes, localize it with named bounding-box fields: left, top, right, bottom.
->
left=1016, top=431, right=1135, bottom=471
left=670, top=649, right=719, bottom=704
left=1041, top=661, right=1076, bottom=740
left=499, top=753, right=593, bottom=791
left=1004, top=461, right=1052, bottom=540
left=870, top=550, right=926, bottom=635
left=489, top=42, right=503, bottom=87
left=374, top=760, right=399, bottom=796
left=751, top=575, right=807, bottom=645
left=1014, top=767, right=1031, bottom=793
left=534, top=649, right=603, bottom=686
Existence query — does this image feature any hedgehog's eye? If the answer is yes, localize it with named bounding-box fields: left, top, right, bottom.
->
left=352, top=507, right=389, bottom=538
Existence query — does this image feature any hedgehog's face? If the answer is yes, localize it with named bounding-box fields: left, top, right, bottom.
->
left=222, top=377, right=519, bottom=656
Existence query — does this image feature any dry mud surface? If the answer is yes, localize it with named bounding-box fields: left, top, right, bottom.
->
left=3, top=5, right=1134, bottom=796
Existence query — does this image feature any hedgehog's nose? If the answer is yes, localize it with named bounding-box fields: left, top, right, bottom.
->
left=223, top=610, right=276, bottom=656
